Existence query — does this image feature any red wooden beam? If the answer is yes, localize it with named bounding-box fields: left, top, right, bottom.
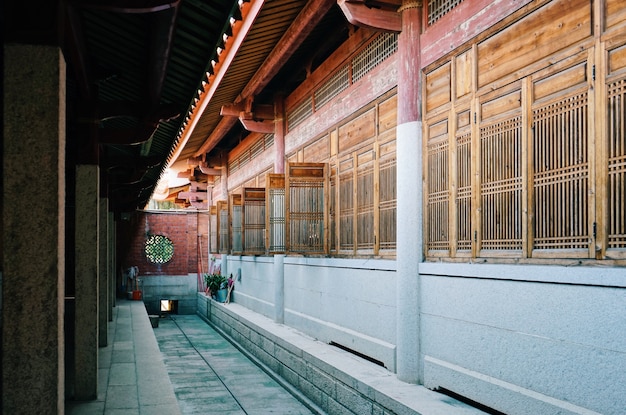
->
left=239, top=118, right=275, bottom=134
left=193, top=0, right=336, bottom=157
left=337, top=0, right=401, bottom=33
left=220, top=102, right=275, bottom=120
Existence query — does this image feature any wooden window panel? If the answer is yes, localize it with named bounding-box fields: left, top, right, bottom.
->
left=608, top=77, right=626, bottom=250
left=356, top=150, right=375, bottom=252
left=339, top=158, right=354, bottom=252
left=426, top=119, right=450, bottom=253
left=479, top=117, right=523, bottom=252
left=286, top=163, right=328, bottom=254
left=231, top=194, right=243, bottom=254
left=456, top=131, right=472, bottom=252
left=209, top=205, right=218, bottom=254
left=267, top=174, right=285, bottom=253
left=329, top=167, right=337, bottom=253
left=243, top=188, right=266, bottom=255
left=379, top=153, right=397, bottom=252
left=606, top=0, right=626, bottom=33
left=217, top=200, right=229, bottom=254
left=532, top=91, right=590, bottom=253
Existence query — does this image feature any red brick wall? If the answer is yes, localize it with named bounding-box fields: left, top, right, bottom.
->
left=117, top=211, right=209, bottom=277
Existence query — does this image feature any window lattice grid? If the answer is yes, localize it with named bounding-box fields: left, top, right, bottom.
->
left=231, top=205, right=243, bottom=253
left=315, top=65, right=350, bottom=110
left=480, top=117, right=523, bottom=250
left=427, top=139, right=450, bottom=250
left=209, top=207, right=218, bottom=254
left=533, top=92, right=589, bottom=250
left=379, top=156, right=397, bottom=251
left=289, top=180, right=325, bottom=253
left=144, top=235, right=174, bottom=264
left=268, top=188, right=286, bottom=252
left=287, top=96, right=313, bottom=131
left=244, top=200, right=265, bottom=253
left=608, top=79, right=626, bottom=248
left=456, top=133, right=472, bottom=251
left=352, top=33, right=398, bottom=83
left=428, top=0, right=465, bottom=25
left=219, top=206, right=229, bottom=253
left=339, top=172, right=354, bottom=251
left=357, top=164, right=375, bottom=250
left=229, top=134, right=274, bottom=174
left=330, top=174, right=337, bottom=252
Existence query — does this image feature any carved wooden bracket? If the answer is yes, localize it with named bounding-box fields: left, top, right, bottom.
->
left=221, top=98, right=275, bottom=133
left=337, top=0, right=402, bottom=33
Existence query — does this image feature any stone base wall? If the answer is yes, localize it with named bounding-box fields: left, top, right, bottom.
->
left=196, top=293, right=484, bottom=415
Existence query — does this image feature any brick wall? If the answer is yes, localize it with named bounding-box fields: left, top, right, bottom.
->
left=117, top=211, right=209, bottom=277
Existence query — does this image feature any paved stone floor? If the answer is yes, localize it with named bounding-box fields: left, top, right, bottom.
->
left=154, top=315, right=317, bottom=415
left=66, top=299, right=317, bottom=415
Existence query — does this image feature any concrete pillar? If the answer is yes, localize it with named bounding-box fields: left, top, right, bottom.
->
left=2, top=44, right=66, bottom=414
left=98, top=197, right=108, bottom=346
left=109, top=211, right=116, bottom=318
left=274, top=254, right=285, bottom=323
left=74, top=164, right=99, bottom=399
left=396, top=0, right=423, bottom=384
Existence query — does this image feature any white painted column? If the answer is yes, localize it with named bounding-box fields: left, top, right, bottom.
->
left=274, top=254, right=285, bottom=323
left=396, top=121, right=423, bottom=383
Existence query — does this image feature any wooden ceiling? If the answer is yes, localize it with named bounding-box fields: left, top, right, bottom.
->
left=4, top=0, right=365, bottom=212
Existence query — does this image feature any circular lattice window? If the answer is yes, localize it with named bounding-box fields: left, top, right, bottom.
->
left=145, top=235, right=174, bottom=264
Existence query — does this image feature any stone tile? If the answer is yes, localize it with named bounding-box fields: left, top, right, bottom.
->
left=108, top=362, right=137, bottom=386
left=105, top=384, right=139, bottom=409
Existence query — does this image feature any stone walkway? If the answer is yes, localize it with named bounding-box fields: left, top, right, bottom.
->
left=153, top=314, right=318, bottom=415
left=66, top=300, right=180, bottom=415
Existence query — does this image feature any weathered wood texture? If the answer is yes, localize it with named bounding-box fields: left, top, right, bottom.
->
left=424, top=0, right=626, bottom=263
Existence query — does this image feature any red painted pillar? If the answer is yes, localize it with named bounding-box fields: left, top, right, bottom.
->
left=397, top=1, right=422, bottom=124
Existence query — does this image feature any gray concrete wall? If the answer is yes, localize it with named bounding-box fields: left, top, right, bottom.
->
left=420, top=263, right=626, bottom=415
left=140, top=274, right=198, bottom=315
left=222, top=257, right=625, bottom=415
left=226, top=255, right=397, bottom=371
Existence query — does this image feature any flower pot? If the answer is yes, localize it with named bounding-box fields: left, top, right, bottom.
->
left=216, top=288, right=228, bottom=303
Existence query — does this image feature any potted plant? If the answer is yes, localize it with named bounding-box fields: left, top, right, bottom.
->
left=204, top=273, right=228, bottom=302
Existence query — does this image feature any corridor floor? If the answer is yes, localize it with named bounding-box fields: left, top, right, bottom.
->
left=153, top=314, right=318, bottom=415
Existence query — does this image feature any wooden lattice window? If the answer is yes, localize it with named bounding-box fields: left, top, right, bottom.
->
left=608, top=77, right=626, bottom=249
left=209, top=205, right=218, bottom=254
left=357, top=149, right=375, bottom=251
left=329, top=170, right=337, bottom=252
left=243, top=187, right=266, bottom=254
left=339, top=158, right=354, bottom=252
left=267, top=174, right=286, bottom=253
left=456, top=129, right=472, bottom=252
left=231, top=194, right=243, bottom=254
left=286, top=163, right=328, bottom=254
left=428, top=0, right=465, bottom=25
left=217, top=200, right=229, bottom=254
left=532, top=92, right=589, bottom=251
left=426, top=118, right=450, bottom=252
left=480, top=116, right=523, bottom=251
left=379, top=147, right=397, bottom=252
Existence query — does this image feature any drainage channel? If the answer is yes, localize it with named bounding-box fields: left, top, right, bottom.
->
left=153, top=314, right=318, bottom=415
